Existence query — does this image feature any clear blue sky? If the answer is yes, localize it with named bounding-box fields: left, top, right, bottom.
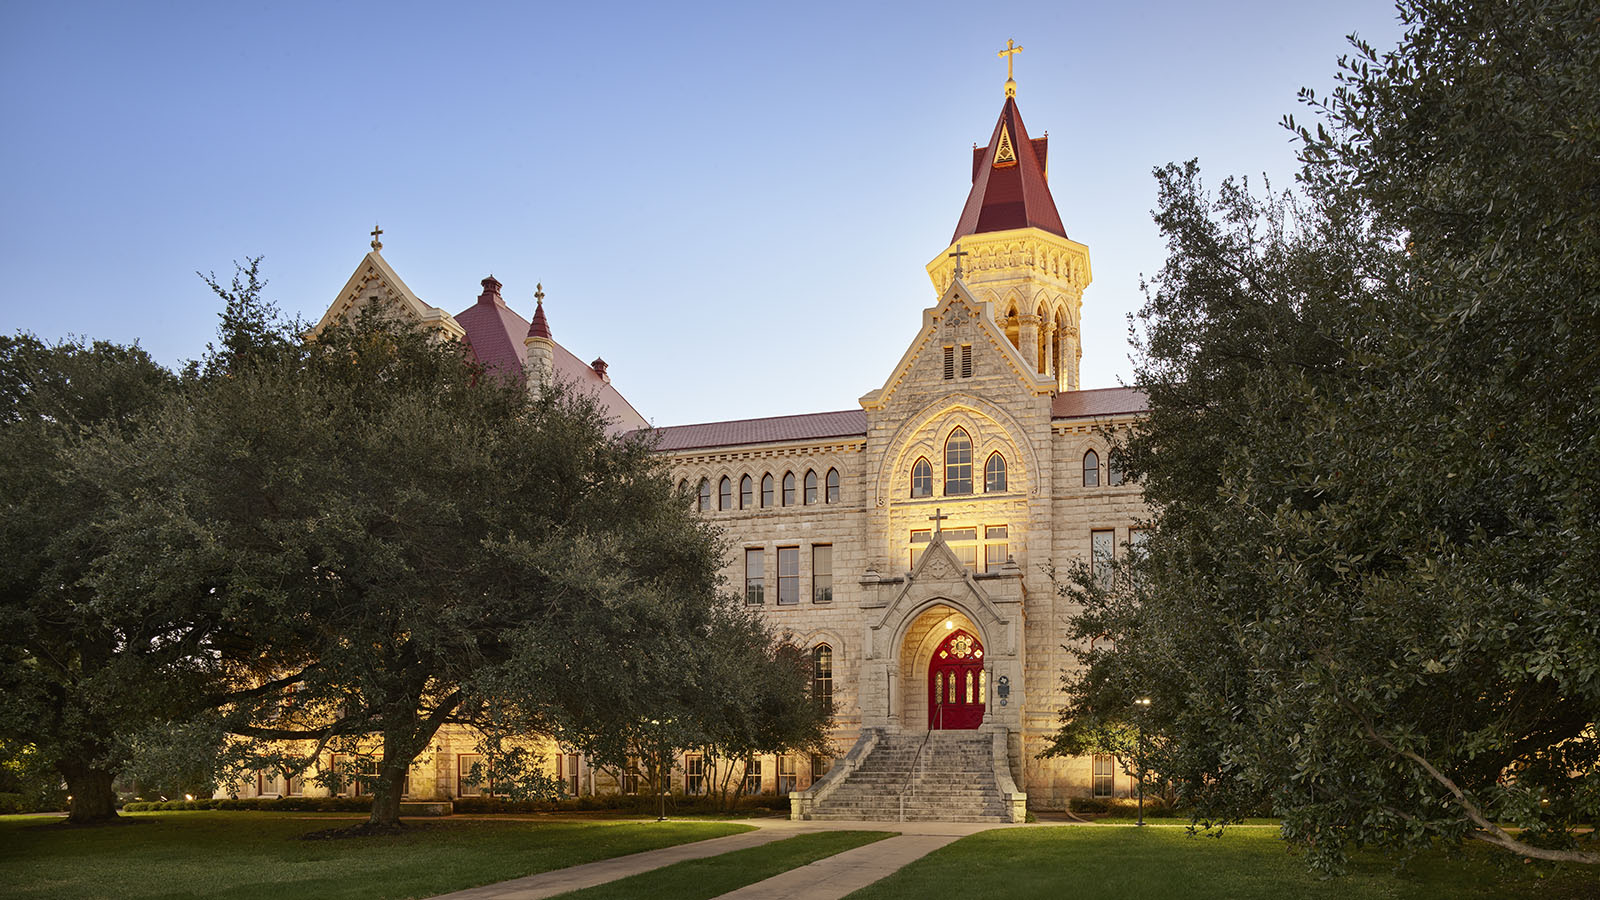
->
left=0, top=1, right=1404, bottom=426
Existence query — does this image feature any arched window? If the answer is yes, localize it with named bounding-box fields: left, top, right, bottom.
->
left=718, top=476, right=733, bottom=510
left=782, top=472, right=796, bottom=506
left=761, top=473, right=774, bottom=508
left=1107, top=451, right=1124, bottom=486
left=944, top=428, right=973, bottom=495
left=911, top=458, right=933, bottom=498
left=678, top=478, right=689, bottom=496
left=697, top=478, right=711, bottom=511
left=985, top=452, right=1007, bottom=493
left=804, top=470, right=818, bottom=505
left=1083, top=450, right=1100, bottom=487
left=813, top=645, right=833, bottom=708
left=825, top=468, right=840, bottom=503
left=739, top=475, right=753, bottom=509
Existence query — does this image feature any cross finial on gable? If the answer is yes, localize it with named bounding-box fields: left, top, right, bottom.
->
left=948, top=244, right=969, bottom=279
left=370, top=224, right=383, bottom=252
left=929, top=508, right=950, bottom=534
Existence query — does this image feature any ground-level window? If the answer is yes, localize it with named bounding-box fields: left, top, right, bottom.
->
left=622, top=756, right=641, bottom=794
left=557, top=752, right=579, bottom=796
left=259, top=771, right=282, bottom=796
left=813, top=644, right=833, bottom=708
left=744, top=757, right=763, bottom=795
left=288, top=772, right=305, bottom=796
left=812, top=544, right=832, bottom=603
left=777, top=755, right=798, bottom=795
left=777, top=546, right=799, bottom=605
left=745, top=548, right=764, bottom=605
left=1093, top=754, right=1116, bottom=798
left=457, top=753, right=484, bottom=798
left=812, top=754, right=832, bottom=783
left=684, top=753, right=705, bottom=795
left=1129, top=528, right=1149, bottom=559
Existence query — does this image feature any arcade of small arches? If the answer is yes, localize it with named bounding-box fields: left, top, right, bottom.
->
left=682, top=467, right=842, bottom=512
left=996, top=297, right=1079, bottom=386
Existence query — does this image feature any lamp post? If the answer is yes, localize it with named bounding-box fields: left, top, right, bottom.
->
left=1133, top=697, right=1152, bottom=826
left=651, top=718, right=669, bottom=822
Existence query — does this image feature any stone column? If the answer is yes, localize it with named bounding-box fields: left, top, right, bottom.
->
left=1018, top=314, right=1041, bottom=372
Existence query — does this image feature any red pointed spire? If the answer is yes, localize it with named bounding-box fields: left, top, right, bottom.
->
left=526, top=283, right=551, bottom=339
left=951, top=96, right=1066, bottom=242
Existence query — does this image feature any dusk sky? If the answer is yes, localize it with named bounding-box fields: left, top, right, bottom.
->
left=1, top=1, right=1405, bottom=427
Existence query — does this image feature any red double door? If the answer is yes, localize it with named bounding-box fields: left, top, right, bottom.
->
left=928, top=629, right=985, bottom=729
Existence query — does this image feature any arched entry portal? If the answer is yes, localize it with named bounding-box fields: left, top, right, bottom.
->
left=928, top=629, right=985, bottom=729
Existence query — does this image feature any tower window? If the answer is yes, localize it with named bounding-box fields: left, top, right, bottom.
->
left=825, top=468, right=840, bottom=503
left=985, top=452, right=1007, bottom=493
left=1083, top=450, right=1100, bottom=487
left=944, top=428, right=973, bottom=495
left=911, top=458, right=933, bottom=498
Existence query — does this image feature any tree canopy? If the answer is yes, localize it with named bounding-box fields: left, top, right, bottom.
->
left=1051, top=0, right=1600, bottom=871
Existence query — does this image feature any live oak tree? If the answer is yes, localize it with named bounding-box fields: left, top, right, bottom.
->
left=116, top=301, right=776, bottom=831
left=1052, top=0, right=1600, bottom=871
left=0, top=335, right=182, bottom=822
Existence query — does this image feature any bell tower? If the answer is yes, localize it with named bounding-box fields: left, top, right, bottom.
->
left=926, top=44, right=1092, bottom=392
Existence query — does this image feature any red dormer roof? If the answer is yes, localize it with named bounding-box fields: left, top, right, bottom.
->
left=951, top=97, right=1066, bottom=242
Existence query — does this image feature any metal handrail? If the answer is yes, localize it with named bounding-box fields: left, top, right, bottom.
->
left=900, top=696, right=942, bottom=822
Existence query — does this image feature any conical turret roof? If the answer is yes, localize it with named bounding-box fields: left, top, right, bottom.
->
left=951, top=96, right=1066, bottom=242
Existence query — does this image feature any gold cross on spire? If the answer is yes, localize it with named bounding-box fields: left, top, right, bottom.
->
left=370, top=224, right=383, bottom=251
left=999, top=39, right=1023, bottom=97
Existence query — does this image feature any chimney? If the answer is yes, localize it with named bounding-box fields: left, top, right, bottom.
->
left=477, top=275, right=503, bottom=305
left=590, top=357, right=610, bottom=383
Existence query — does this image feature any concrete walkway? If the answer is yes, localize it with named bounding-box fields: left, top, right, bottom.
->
left=427, top=817, right=1009, bottom=900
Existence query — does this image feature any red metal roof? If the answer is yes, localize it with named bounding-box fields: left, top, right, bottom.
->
left=952, top=97, right=1066, bottom=242
left=1051, top=386, right=1148, bottom=419
left=452, top=284, right=648, bottom=434
left=648, top=410, right=868, bottom=452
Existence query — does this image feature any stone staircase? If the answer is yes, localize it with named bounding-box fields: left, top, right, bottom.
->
left=796, top=730, right=1015, bottom=823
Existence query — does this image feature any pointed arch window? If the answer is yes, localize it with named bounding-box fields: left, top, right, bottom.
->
left=739, top=475, right=753, bottom=509
left=1107, top=451, right=1124, bottom=486
left=804, top=470, right=818, bottom=505
left=985, top=452, right=1007, bottom=493
left=718, top=476, right=733, bottom=510
left=678, top=478, right=689, bottom=496
left=1083, top=450, right=1100, bottom=487
left=697, top=478, right=711, bottom=512
left=761, top=473, right=774, bottom=508
left=782, top=472, right=796, bottom=507
left=944, top=428, right=973, bottom=495
left=812, top=645, right=833, bottom=709
left=825, top=468, right=840, bottom=503
left=911, top=458, right=933, bottom=498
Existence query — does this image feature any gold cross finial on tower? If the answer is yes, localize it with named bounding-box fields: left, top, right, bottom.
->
left=370, top=224, right=383, bottom=252
left=948, top=243, right=969, bottom=280
left=998, top=39, right=1023, bottom=97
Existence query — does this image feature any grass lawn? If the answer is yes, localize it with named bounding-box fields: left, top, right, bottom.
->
left=0, top=811, right=750, bottom=900
left=553, top=830, right=894, bottom=900
left=845, top=826, right=1600, bottom=900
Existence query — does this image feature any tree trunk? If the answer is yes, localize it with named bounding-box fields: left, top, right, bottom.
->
left=366, top=735, right=411, bottom=829
left=59, top=759, right=118, bottom=824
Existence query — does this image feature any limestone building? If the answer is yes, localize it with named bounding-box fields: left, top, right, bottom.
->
left=291, top=63, right=1148, bottom=819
